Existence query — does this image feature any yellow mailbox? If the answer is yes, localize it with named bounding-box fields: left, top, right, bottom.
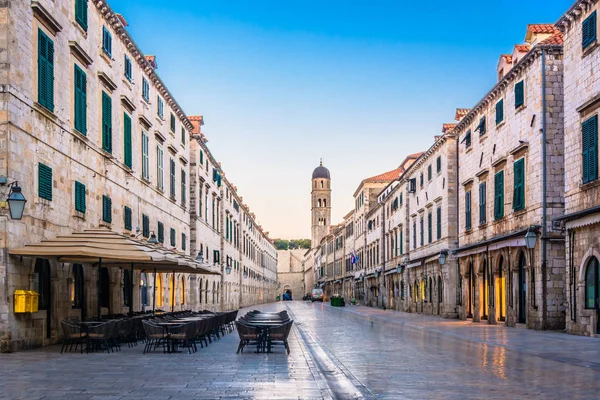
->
left=27, top=291, right=39, bottom=313
left=14, top=290, right=28, bottom=313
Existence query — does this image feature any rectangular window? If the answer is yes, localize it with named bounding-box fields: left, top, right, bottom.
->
left=463, top=130, right=471, bottom=148
left=465, top=191, right=472, bottom=230
left=170, top=228, right=176, bottom=247
left=74, top=181, right=86, bottom=213
left=436, top=207, right=442, bottom=240
left=436, top=157, right=441, bottom=173
left=420, top=173, right=424, bottom=187
left=513, top=158, right=525, bottom=211
left=141, top=131, right=149, bottom=180
left=170, top=113, right=175, bottom=132
left=37, top=29, right=54, bottom=111
left=123, top=113, right=132, bottom=168
left=124, top=55, right=132, bottom=81
left=38, top=163, right=52, bottom=201
left=428, top=212, right=432, bottom=243
left=582, top=115, right=598, bottom=184
left=74, top=64, right=87, bottom=135
left=181, top=169, right=186, bottom=206
left=479, top=182, right=487, bottom=225
left=428, top=165, right=432, bottom=181
left=494, top=171, right=505, bottom=220
left=157, top=96, right=164, bottom=119
left=101, top=91, right=112, bottom=153
left=124, top=206, right=132, bottom=231
left=142, top=214, right=149, bottom=238
left=496, top=99, right=504, bottom=125
left=156, top=145, right=164, bottom=190
left=157, top=221, right=164, bottom=244
left=200, top=149, right=204, bottom=165
left=419, top=216, right=424, bottom=247
left=170, top=158, right=176, bottom=199
left=181, top=127, right=186, bottom=145
left=182, top=233, right=186, bottom=251
left=399, top=229, right=403, bottom=255
left=515, top=80, right=524, bottom=108
left=75, top=0, right=88, bottom=31
left=102, top=195, right=112, bottom=223
left=583, top=11, right=597, bottom=49
left=199, top=186, right=203, bottom=217
left=477, top=116, right=486, bottom=136
left=142, top=78, right=149, bottom=102
left=102, top=26, right=112, bottom=57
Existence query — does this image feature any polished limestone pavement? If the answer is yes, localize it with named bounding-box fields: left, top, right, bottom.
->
left=1, top=302, right=600, bottom=399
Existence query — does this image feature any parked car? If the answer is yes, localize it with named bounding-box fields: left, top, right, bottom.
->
left=311, top=288, right=324, bottom=302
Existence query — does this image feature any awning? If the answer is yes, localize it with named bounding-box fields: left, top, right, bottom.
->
left=406, top=260, right=422, bottom=269
left=9, top=228, right=220, bottom=275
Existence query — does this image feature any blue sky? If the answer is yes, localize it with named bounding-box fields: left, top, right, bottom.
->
left=110, top=0, right=571, bottom=239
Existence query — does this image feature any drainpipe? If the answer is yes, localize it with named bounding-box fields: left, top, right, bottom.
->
left=541, top=49, right=548, bottom=329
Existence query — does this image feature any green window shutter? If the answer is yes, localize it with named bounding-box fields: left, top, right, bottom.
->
left=75, top=0, right=88, bottom=31
left=102, top=26, right=112, bottom=57
left=157, top=96, right=163, bottom=118
left=124, top=206, right=132, bottom=231
left=513, top=158, right=525, bottom=211
left=124, top=55, right=132, bottom=81
left=399, top=229, right=403, bottom=255
left=419, top=217, right=424, bottom=246
left=428, top=165, right=432, bottom=181
left=436, top=157, right=441, bottom=172
left=181, top=127, right=186, bottom=145
left=212, top=168, right=217, bottom=181
left=436, top=207, right=441, bottom=240
left=102, top=195, right=112, bottom=223
left=496, top=99, right=504, bottom=125
left=182, top=233, right=186, bottom=251
left=479, top=182, right=486, bottom=224
left=123, top=113, right=132, bottom=168
left=515, top=81, right=524, bottom=108
left=428, top=212, right=432, bottom=243
left=101, top=91, right=112, bottom=153
left=583, top=11, right=597, bottom=49
left=74, top=181, right=86, bottom=213
left=170, top=114, right=175, bottom=132
left=181, top=169, right=186, bottom=206
left=582, top=115, right=598, bottom=184
left=226, top=216, right=229, bottom=239
left=74, top=64, right=87, bottom=134
left=38, top=163, right=52, bottom=201
left=170, top=228, right=176, bottom=247
left=494, top=171, right=505, bottom=220
left=37, top=29, right=54, bottom=112
left=142, top=78, right=149, bottom=102
left=465, top=191, right=472, bottom=230
left=477, top=116, right=487, bottom=136
left=142, top=214, right=149, bottom=238
left=200, top=150, right=204, bottom=165
left=157, top=221, right=164, bottom=243
left=170, top=158, right=176, bottom=198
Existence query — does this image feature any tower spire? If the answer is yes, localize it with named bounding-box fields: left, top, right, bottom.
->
left=320, top=158, right=323, bottom=166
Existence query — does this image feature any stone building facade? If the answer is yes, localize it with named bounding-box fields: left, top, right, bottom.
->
left=555, top=0, right=600, bottom=337
left=454, top=26, right=565, bottom=330
left=276, top=249, right=307, bottom=299
left=0, top=0, right=276, bottom=352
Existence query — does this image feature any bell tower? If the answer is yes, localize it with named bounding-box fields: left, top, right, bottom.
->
left=311, top=160, right=331, bottom=248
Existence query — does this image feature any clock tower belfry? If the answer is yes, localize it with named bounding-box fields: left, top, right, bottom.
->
left=311, top=160, right=331, bottom=248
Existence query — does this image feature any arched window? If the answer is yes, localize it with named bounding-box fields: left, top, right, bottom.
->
left=71, top=264, right=84, bottom=310
left=205, top=280, right=209, bottom=303
left=199, top=278, right=203, bottom=304
left=318, top=199, right=322, bottom=207
left=140, top=273, right=148, bottom=306
left=123, top=269, right=132, bottom=307
left=33, top=258, right=52, bottom=338
left=156, top=273, right=164, bottom=307
left=438, top=276, right=443, bottom=303
left=180, top=275, right=186, bottom=305
left=168, top=273, right=174, bottom=306
left=321, top=180, right=324, bottom=188
left=400, top=280, right=405, bottom=300
left=323, top=199, right=327, bottom=207
left=212, top=282, right=216, bottom=304
left=585, top=256, right=599, bottom=309
left=99, top=267, right=110, bottom=309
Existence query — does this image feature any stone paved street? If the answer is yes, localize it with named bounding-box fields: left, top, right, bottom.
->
left=1, top=302, right=600, bottom=399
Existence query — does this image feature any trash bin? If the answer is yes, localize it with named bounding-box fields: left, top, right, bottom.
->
left=27, top=291, right=39, bottom=312
left=276, top=295, right=281, bottom=301
left=14, top=290, right=28, bottom=313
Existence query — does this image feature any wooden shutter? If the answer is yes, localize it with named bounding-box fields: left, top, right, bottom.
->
left=124, top=206, right=132, bottom=230
left=479, top=182, right=486, bottom=224
left=182, top=233, right=186, bottom=251
left=515, top=81, right=524, bottom=108
left=102, top=92, right=112, bottom=153
left=75, top=0, right=88, bottom=30
left=38, top=163, right=52, bottom=200
left=37, top=29, right=54, bottom=111
left=465, top=191, right=471, bottom=230
left=582, top=115, right=598, bottom=183
left=513, top=158, right=525, bottom=211
left=102, top=27, right=111, bottom=56
left=496, top=99, right=504, bottom=125
left=428, top=212, right=432, bottom=243
left=170, top=228, right=176, bottom=246
left=494, top=171, right=504, bottom=220
left=142, top=215, right=149, bottom=237
left=583, top=11, right=597, bottom=49
left=75, top=181, right=86, bottom=213
left=74, top=65, right=87, bottom=134
left=170, top=114, right=175, bottom=132
left=158, top=221, right=164, bottom=243
left=437, top=207, right=442, bottom=240
left=123, top=113, right=132, bottom=168
left=102, top=195, right=112, bottom=223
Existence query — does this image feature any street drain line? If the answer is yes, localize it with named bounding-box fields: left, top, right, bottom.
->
left=286, top=304, right=375, bottom=400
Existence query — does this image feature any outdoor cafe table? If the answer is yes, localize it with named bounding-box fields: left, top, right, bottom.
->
left=154, top=322, right=185, bottom=353
left=242, top=321, right=285, bottom=353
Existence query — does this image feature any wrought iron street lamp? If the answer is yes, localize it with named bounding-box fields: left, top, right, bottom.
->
left=525, top=227, right=537, bottom=249
left=396, top=264, right=403, bottom=274
left=439, top=250, right=448, bottom=266
left=225, top=264, right=232, bottom=274
left=6, top=181, right=26, bottom=220
left=195, top=251, right=204, bottom=263
left=148, top=232, right=158, bottom=244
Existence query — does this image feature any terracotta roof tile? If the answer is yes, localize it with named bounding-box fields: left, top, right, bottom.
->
left=145, top=55, right=157, bottom=69
left=406, top=152, right=424, bottom=159
left=540, top=32, right=564, bottom=45
left=442, top=123, right=457, bottom=133
left=364, top=167, right=404, bottom=183
left=515, top=44, right=531, bottom=53
left=528, top=24, right=559, bottom=34
left=455, top=108, right=470, bottom=121
left=500, top=54, right=513, bottom=63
